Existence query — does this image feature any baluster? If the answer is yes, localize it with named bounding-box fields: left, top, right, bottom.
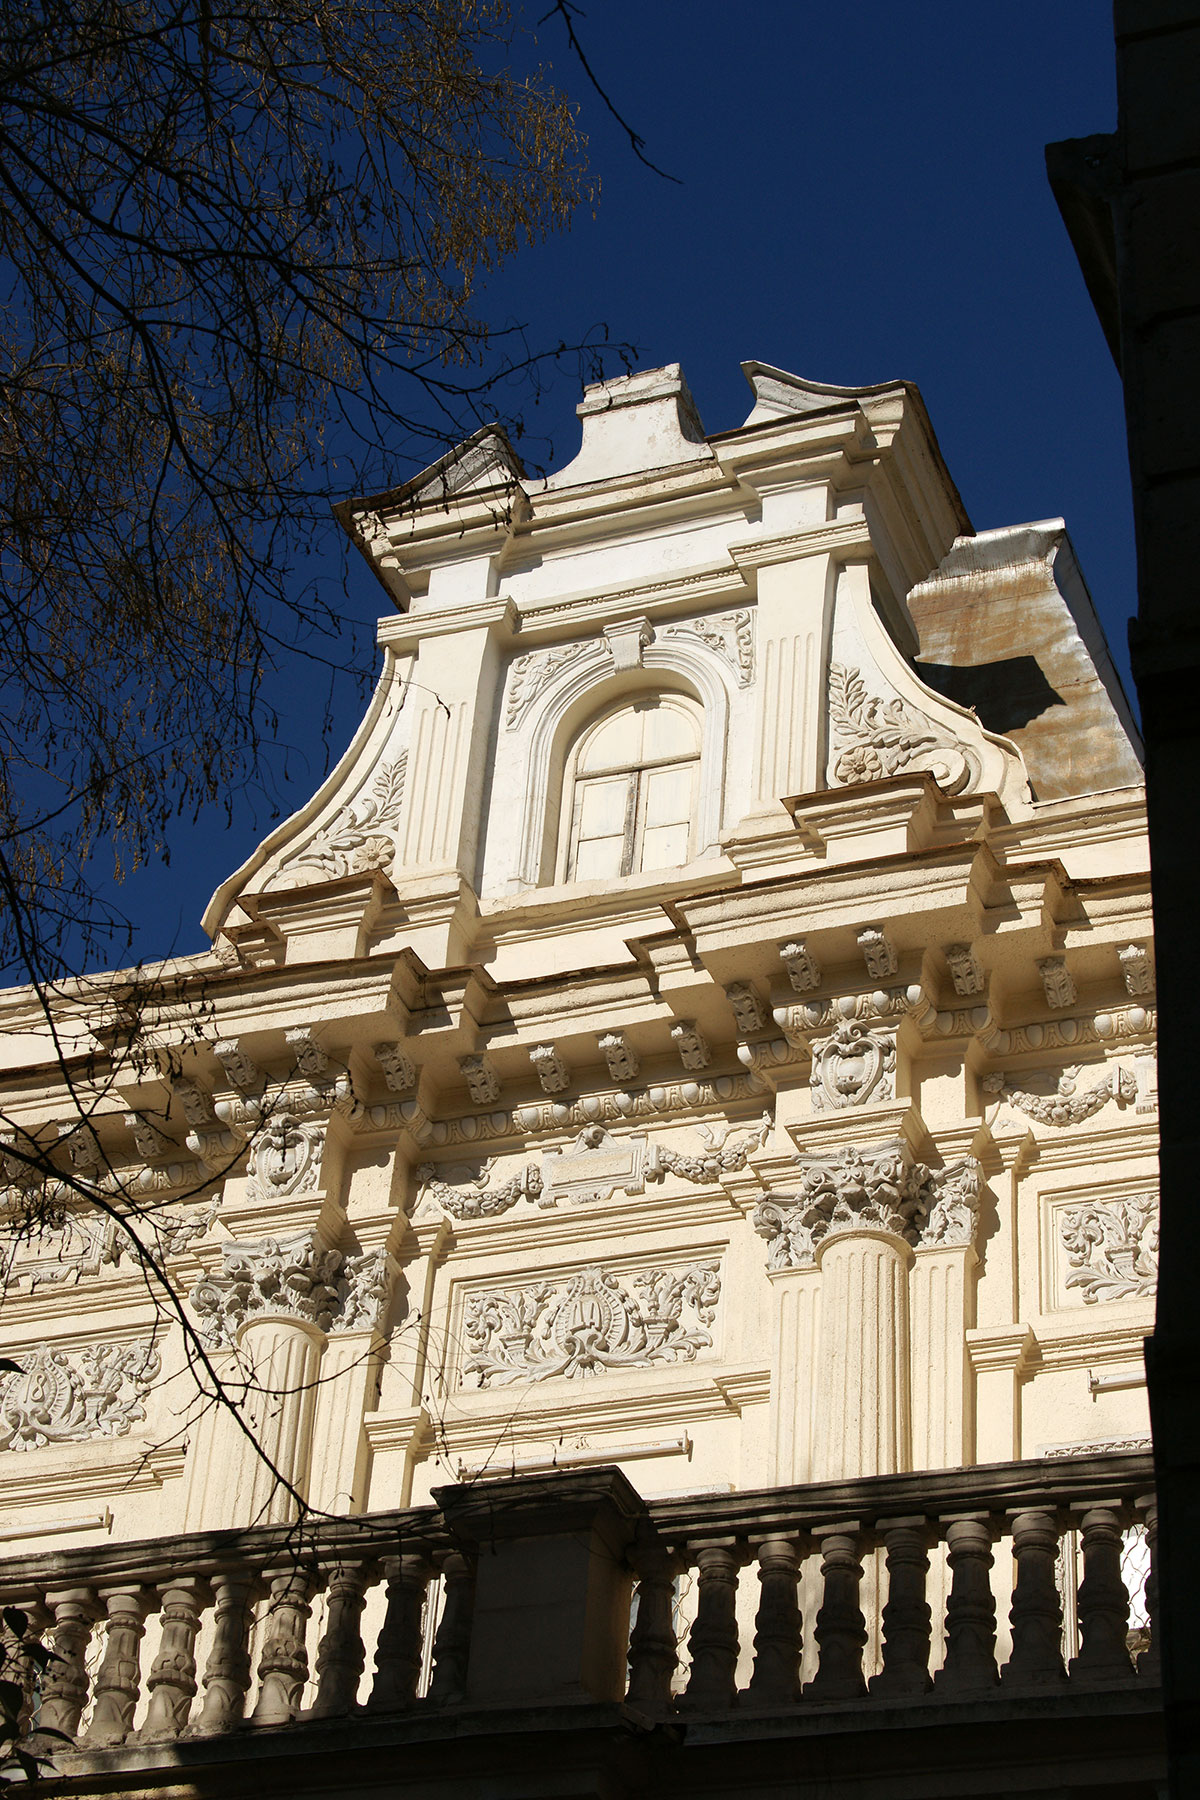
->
left=933, top=1515, right=998, bottom=1694
left=869, top=1517, right=933, bottom=1697
left=803, top=1523, right=867, bottom=1700
left=1136, top=1493, right=1160, bottom=1681
left=140, top=1577, right=208, bottom=1741
left=427, top=1551, right=476, bottom=1708
left=252, top=1566, right=317, bottom=1726
left=85, top=1587, right=151, bottom=1746
left=368, top=1554, right=429, bottom=1711
left=310, top=1561, right=375, bottom=1719
left=189, top=1571, right=256, bottom=1734
left=626, top=1542, right=679, bottom=1713
left=681, top=1541, right=741, bottom=1711
left=33, top=1587, right=99, bottom=1745
left=747, top=1535, right=802, bottom=1706
left=1069, top=1502, right=1133, bottom=1684
left=4, top=1599, right=48, bottom=1742
left=1001, top=1507, right=1066, bottom=1687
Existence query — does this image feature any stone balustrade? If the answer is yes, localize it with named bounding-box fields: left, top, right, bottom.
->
left=0, top=1451, right=1159, bottom=1783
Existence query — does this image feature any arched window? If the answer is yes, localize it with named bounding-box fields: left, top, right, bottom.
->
left=563, top=694, right=701, bottom=881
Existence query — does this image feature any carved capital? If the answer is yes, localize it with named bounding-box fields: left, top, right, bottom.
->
left=753, top=1143, right=981, bottom=1269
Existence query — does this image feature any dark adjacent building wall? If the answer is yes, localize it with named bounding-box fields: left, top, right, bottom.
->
left=1049, top=7, right=1200, bottom=1794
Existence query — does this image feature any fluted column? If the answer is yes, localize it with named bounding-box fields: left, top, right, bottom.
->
left=812, top=1230, right=913, bottom=1480
left=910, top=1245, right=977, bottom=1469
left=765, top=1263, right=820, bottom=1483
left=233, top=1316, right=325, bottom=1525
left=184, top=1230, right=344, bottom=1529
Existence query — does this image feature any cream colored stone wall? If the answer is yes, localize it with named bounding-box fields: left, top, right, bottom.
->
left=0, top=361, right=1153, bottom=1564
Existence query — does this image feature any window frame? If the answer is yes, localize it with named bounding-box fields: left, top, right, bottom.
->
left=559, top=693, right=702, bottom=885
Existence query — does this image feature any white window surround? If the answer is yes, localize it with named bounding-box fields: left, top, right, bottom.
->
left=507, top=635, right=735, bottom=892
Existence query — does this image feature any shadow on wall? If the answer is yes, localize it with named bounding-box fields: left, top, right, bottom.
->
left=916, top=656, right=1066, bottom=736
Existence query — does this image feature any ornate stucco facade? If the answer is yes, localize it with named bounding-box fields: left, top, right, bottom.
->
left=0, top=364, right=1164, bottom=1799
left=0, top=359, right=1154, bottom=1545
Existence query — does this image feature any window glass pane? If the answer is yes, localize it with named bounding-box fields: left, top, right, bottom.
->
left=642, top=762, right=694, bottom=828
left=579, top=708, right=645, bottom=774
left=573, top=834, right=626, bottom=881
left=641, top=702, right=698, bottom=764
left=641, top=820, right=691, bottom=871
left=576, top=774, right=629, bottom=838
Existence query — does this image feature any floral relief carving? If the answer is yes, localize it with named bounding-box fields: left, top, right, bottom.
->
left=645, top=1112, right=770, bottom=1184
left=273, top=755, right=407, bottom=888
left=810, top=1021, right=895, bottom=1110
left=504, top=641, right=591, bottom=728
left=415, top=1160, right=544, bottom=1220
left=0, top=1339, right=161, bottom=1451
left=336, top=1247, right=392, bottom=1333
left=828, top=663, right=977, bottom=795
left=752, top=1143, right=981, bottom=1269
left=662, top=609, right=754, bottom=684
left=1058, top=1196, right=1158, bottom=1305
left=463, top=1261, right=721, bottom=1387
left=984, top=1063, right=1138, bottom=1126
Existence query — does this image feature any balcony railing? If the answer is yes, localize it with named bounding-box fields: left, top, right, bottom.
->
left=0, top=1451, right=1161, bottom=1790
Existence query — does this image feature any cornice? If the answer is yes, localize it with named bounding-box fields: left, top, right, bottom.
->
left=727, top=516, right=872, bottom=572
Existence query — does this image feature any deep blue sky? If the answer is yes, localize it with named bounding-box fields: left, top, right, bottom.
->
left=109, top=2, right=1132, bottom=968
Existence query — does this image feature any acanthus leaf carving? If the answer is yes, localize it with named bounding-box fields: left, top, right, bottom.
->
left=945, top=944, right=985, bottom=997
left=459, top=1055, right=501, bottom=1106
left=374, top=1042, right=416, bottom=1094
left=0, top=1339, right=161, bottom=1450
left=285, top=1030, right=329, bottom=1080
left=1038, top=957, right=1077, bottom=1010
left=598, top=1031, right=639, bottom=1083
left=984, top=1063, right=1138, bottom=1126
left=214, top=1040, right=262, bottom=1094
left=661, top=609, right=754, bottom=684
left=530, top=1044, right=570, bottom=1095
left=828, top=662, right=977, bottom=795
left=124, top=1113, right=175, bottom=1161
left=189, top=1233, right=344, bottom=1342
left=1058, top=1195, right=1158, bottom=1304
left=725, top=983, right=767, bottom=1035
left=857, top=927, right=899, bottom=980
left=463, top=1260, right=721, bottom=1387
left=273, top=755, right=407, bottom=888
left=752, top=1142, right=981, bottom=1268
left=504, top=641, right=591, bottom=729
left=670, top=1021, right=710, bottom=1071
left=334, top=1246, right=392, bottom=1333
left=1119, top=944, right=1154, bottom=997
left=779, top=939, right=822, bottom=994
